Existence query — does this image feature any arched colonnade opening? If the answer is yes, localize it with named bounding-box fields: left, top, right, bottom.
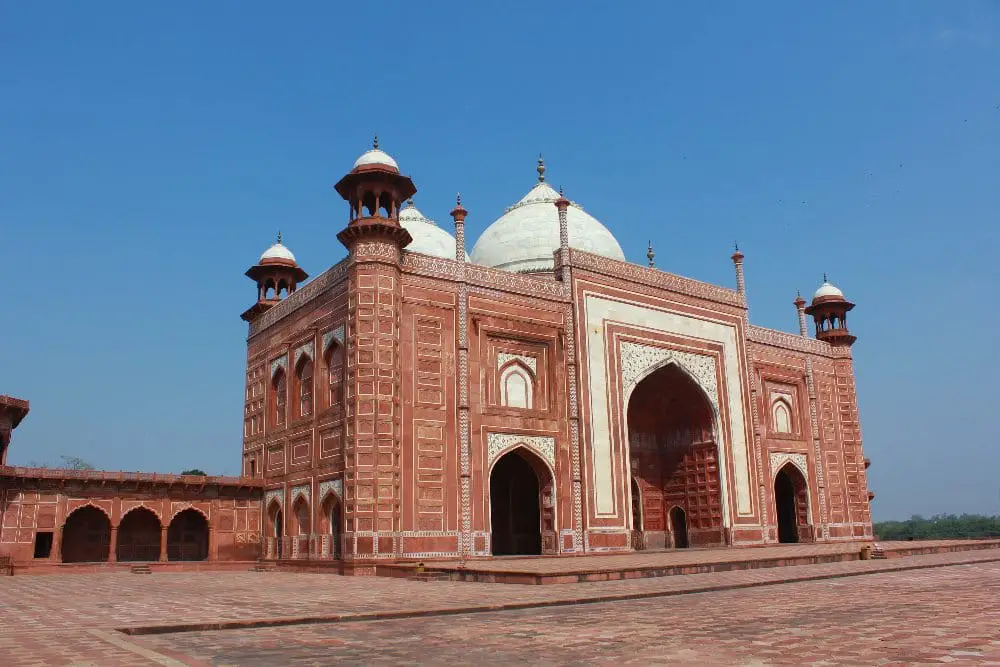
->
left=489, top=447, right=556, bottom=556
left=60, top=505, right=209, bottom=563
left=628, top=362, right=725, bottom=550
left=264, top=492, right=344, bottom=560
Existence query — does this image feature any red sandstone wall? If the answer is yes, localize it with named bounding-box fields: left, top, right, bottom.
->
left=244, top=267, right=349, bottom=546
left=749, top=338, right=873, bottom=542
left=399, top=277, right=459, bottom=556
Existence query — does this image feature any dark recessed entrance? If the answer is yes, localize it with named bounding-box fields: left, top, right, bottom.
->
left=669, top=506, right=689, bottom=548
left=775, top=467, right=801, bottom=544
left=490, top=451, right=542, bottom=556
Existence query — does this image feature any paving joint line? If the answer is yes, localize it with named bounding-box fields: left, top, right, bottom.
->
left=115, top=554, right=1000, bottom=636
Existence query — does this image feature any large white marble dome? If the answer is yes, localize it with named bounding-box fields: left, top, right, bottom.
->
left=399, top=201, right=467, bottom=260
left=471, top=180, right=626, bottom=273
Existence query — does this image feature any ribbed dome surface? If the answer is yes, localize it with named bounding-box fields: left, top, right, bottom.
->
left=470, top=182, right=625, bottom=273
left=260, top=241, right=296, bottom=264
left=399, top=203, right=467, bottom=260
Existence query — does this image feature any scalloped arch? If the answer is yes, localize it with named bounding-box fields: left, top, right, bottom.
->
left=120, top=504, right=163, bottom=523
left=168, top=505, right=210, bottom=527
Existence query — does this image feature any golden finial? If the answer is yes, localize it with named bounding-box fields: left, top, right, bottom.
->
left=407, top=198, right=414, bottom=208
left=823, top=272, right=828, bottom=283
left=276, top=230, right=282, bottom=244
left=647, top=241, right=655, bottom=268
left=537, top=154, right=546, bottom=182
left=456, top=192, right=462, bottom=206
left=373, top=135, right=379, bottom=150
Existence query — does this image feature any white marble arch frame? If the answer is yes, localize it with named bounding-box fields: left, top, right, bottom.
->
left=485, top=442, right=559, bottom=541
left=619, top=350, right=728, bottom=530
left=581, top=290, right=752, bottom=522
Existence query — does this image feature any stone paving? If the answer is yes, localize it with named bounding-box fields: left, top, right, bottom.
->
left=0, top=549, right=998, bottom=665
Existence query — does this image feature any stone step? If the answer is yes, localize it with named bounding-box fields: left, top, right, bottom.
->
left=249, top=565, right=275, bottom=572
left=408, top=571, right=454, bottom=582
left=129, top=564, right=152, bottom=574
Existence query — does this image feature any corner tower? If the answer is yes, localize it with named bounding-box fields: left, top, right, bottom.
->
left=333, top=138, right=416, bottom=567
left=804, top=275, right=856, bottom=347
left=240, top=233, right=308, bottom=322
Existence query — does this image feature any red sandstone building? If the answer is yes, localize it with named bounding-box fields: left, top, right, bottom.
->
left=0, top=143, right=873, bottom=571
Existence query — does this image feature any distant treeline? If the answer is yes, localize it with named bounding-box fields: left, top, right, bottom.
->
left=874, top=514, right=1000, bottom=541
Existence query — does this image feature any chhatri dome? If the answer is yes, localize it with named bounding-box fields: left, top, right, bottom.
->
left=470, top=157, right=626, bottom=273
left=352, top=135, right=399, bottom=172
left=399, top=200, right=469, bottom=260
left=259, top=231, right=298, bottom=265
left=812, top=276, right=845, bottom=300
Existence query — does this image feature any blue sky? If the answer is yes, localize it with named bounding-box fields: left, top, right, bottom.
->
left=1, top=1, right=997, bottom=521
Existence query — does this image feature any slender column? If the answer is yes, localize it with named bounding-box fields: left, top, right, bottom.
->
left=453, top=194, right=466, bottom=263
left=795, top=292, right=809, bottom=337
left=50, top=507, right=63, bottom=561
left=804, top=358, right=830, bottom=538
left=555, top=191, right=584, bottom=552
left=159, top=526, right=168, bottom=562
left=451, top=196, right=472, bottom=560
left=108, top=526, right=118, bottom=563
left=731, top=244, right=746, bottom=297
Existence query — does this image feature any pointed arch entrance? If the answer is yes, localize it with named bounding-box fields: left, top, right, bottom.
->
left=61, top=505, right=111, bottom=563
left=774, top=463, right=810, bottom=543
left=489, top=448, right=554, bottom=556
left=628, top=362, right=724, bottom=549
left=320, top=491, right=342, bottom=559
left=167, top=509, right=209, bottom=561
left=116, top=507, right=162, bottom=562
left=266, top=500, right=283, bottom=559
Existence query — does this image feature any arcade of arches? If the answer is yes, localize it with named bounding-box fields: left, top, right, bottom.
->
left=628, top=363, right=724, bottom=549
left=265, top=491, right=343, bottom=560
left=61, top=506, right=210, bottom=563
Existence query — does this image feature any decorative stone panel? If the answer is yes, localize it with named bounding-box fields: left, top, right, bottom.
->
left=620, top=341, right=719, bottom=411
left=290, top=484, right=310, bottom=505
left=264, top=488, right=283, bottom=509
left=769, top=451, right=808, bottom=478
left=294, top=342, right=314, bottom=367
left=497, top=352, right=537, bottom=374
left=318, top=478, right=343, bottom=501
left=270, top=354, right=288, bottom=379
left=487, top=432, right=556, bottom=470
left=322, top=325, right=346, bottom=354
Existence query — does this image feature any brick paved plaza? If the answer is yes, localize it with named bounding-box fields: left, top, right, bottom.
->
left=1, top=550, right=998, bottom=665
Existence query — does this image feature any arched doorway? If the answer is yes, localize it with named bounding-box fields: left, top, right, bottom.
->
left=116, top=507, right=161, bottom=561
left=267, top=501, right=283, bottom=559
left=628, top=362, right=723, bottom=549
left=321, top=492, right=342, bottom=559
left=669, top=506, right=689, bottom=548
left=489, top=448, right=553, bottom=556
left=166, top=509, right=209, bottom=561
left=61, top=505, right=111, bottom=563
left=291, top=496, right=310, bottom=558
left=774, top=463, right=810, bottom=543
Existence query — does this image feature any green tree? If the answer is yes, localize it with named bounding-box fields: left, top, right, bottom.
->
left=874, top=514, right=1000, bottom=540
left=181, top=468, right=208, bottom=476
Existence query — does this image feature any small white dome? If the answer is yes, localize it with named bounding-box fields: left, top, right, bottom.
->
left=353, top=148, right=399, bottom=171
left=470, top=182, right=625, bottom=273
left=260, top=241, right=296, bottom=264
left=813, top=281, right=844, bottom=299
left=399, top=203, right=468, bottom=260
